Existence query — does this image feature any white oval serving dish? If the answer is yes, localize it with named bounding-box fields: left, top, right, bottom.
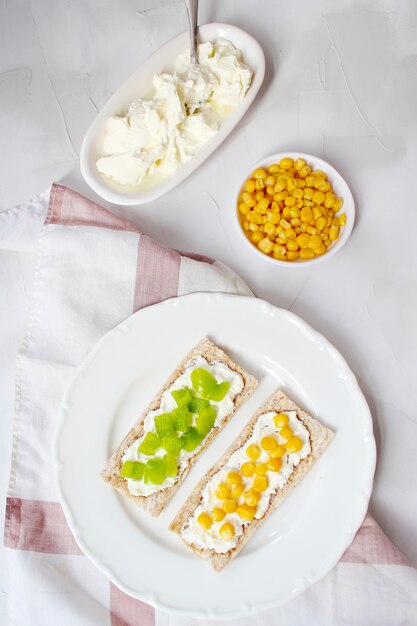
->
left=80, top=23, right=265, bottom=206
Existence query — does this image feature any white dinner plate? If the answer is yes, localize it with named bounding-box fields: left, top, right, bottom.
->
left=54, top=293, right=376, bottom=620
left=80, top=23, right=265, bottom=205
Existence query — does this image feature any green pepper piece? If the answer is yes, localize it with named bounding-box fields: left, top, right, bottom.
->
left=188, top=396, right=210, bottom=413
left=163, top=454, right=178, bottom=478
left=172, top=406, right=191, bottom=433
left=182, top=427, right=205, bottom=452
left=154, top=413, right=175, bottom=438
left=196, top=405, right=216, bottom=435
left=119, top=460, right=145, bottom=480
left=190, top=368, right=217, bottom=399
left=209, top=381, right=231, bottom=402
left=144, top=458, right=166, bottom=485
left=161, top=434, right=183, bottom=455
left=137, top=432, right=162, bottom=455
left=171, top=387, right=193, bottom=408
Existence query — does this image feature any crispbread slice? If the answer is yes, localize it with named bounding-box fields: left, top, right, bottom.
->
left=101, top=337, right=258, bottom=517
left=170, top=389, right=333, bottom=571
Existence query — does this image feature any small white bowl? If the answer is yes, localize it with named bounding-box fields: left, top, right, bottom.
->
left=234, top=152, right=355, bottom=267
left=80, top=23, right=265, bottom=206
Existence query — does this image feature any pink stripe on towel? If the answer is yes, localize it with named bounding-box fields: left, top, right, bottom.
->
left=46, top=183, right=140, bottom=233
left=341, top=514, right=412, bottom=566
left=134, top=235, right=181, bottom=311
left=4, top=497, right=82, bottom=555
left=110, top=583, right=155, bottom=626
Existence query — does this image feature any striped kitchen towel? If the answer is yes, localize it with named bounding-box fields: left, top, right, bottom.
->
left=2, top=184, right=417, bottom=626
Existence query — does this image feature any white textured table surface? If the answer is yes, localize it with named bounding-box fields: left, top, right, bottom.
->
left=1, top=0, right=417, bottom=622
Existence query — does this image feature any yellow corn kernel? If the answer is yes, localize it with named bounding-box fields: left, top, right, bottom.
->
left=324, top=192, right=335, bottom=209
left=227, top=471, right=241, bottom=485
left=253, top=168, right=267, bottom=180
left=237, top=504, right=256, bottom=521
left=291, top=218, right=301, bottom=226
left=248, top=212, right=263, bottom=224
left=284, top=196, right=296, bottom=207
left=256, top=198, right=270, bottom=213
left=287, top=250, right=300, bottom=261
left=258, top=238, right=274, bottom=254
left=246, top=444, right=261, bottom=461
left=294, top=158, right=306, bottom=171
left=256, top=178, right=266, bottom=191
left=215, top=483, right=231, bottom=500
left=274, top=178, right=287, bottom=193
left=197, top=512, right=212, bottom=529
left=261, top=436, right=277, bottom=451
left=286, top=239, right=299, bottom=251
left=280, top=426, right=293, bottom=440
left=339, top=212, right=347, bottom=226
left=264, top=223, right=276, bottom=237
left=241, top=461, right=256, bottom=477
left=248, top=223, right=258, bottom=232
left=286, top=436, right=303, bottom=454
left=292, top=188, right=304, bottom=199
left=300, top=206, right=313, bottom=222
left=242, top=192, right=256, bottom=207
left=312, top=169, right=327, bottom=179
left=316, top=216, right=327, bottom=231
left=273, top=252, right=287, bottom=261
left=223, top=498, right=237, bottom=514
left=299, top=165, right=311, bottom=178
left=312, top=206, right=322, bottom=220
left=211, top=507, right=226, bottom=522
left=268, top=163, right=280, bottom=174
left=313, top=176, right=325, bottom=189
left=306, top=225, right=320, bottom=235
left=232, top=482, right=245, bottom=498
left=279, top=218, right=291, bottom=230
left=318, top=181, right=330, bottom=192
left=296, top=178, right=306, bottom=188
left=294, top=226, right=301, bottom=234
left=270, top=444, right=286, bottom=458
left=279, top=157, right=293, bottom=170
left=303, top=199, right=314, bottom=207
left=246, top=179, right=256, bottom=193
left=274, top=413, right=289, bottom=428
left=238, top=202, right=250, bottom=215
left=333, top=197, right=343, bottom=212
left=267, top=211, right=281, bottom=225
left=266, top=185, right=274, bottom=196
left=262, top=215, right=268, bottom=224
left=312, top=190, right=325, bottom=205
left=273, top=244, right=287, bottom=256
left=332, top=216, right=340, bottom=227
left=255, top=463, right=268, bottom=476
left=283, top=207, right=292, bottom=219
left=303, top=187, right=314, bottom=200
left=255, top=191, right=265, bottom=201
left=274, top=190, right=288, bottom=202
left=286, top=227, right=297, bottom=239
left=308, top=234, right=323, bottom=250
left=329, top=225, right=339, bottom=241
left=296, top=199, right=304, bottom=209
left=220, top=521, right=235, bottom=540
left=288, top=207, right=301, bottom=218
left=250, top=231, right=263, bottom=244
left=296, top=233, right=310, bottom=249
left=253, top=475, right=269, bottom=492
left=243, top=220, right=250, bottom=230
left=243, top=488, right=260, bottom=507
left=300, top=247, right=315, bottom=260
left=267, top=457, right=283, bottom=472
left=305, top=175, right=315, bottom=187
left=287, top=178, right=298, bottom=193
left=321, top=232, right=329, bottom=241
left=315, top=242, right=327, bottom=255
left=271, top=201, right=280, bottom=212
left=264, top=175, right=276, bottom=187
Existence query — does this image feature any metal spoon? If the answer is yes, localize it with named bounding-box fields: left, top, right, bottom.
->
left=185, top=0, right=199, bottom=64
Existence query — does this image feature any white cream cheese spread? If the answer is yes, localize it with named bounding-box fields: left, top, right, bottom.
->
left=180, top=410, right=311, bottom=554
left=96, top=38, right=252, bottom=186
left=122, top=356, right=243, bottom=496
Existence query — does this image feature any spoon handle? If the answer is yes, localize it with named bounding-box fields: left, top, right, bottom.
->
left=185, top=0, right=199, bottom=64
